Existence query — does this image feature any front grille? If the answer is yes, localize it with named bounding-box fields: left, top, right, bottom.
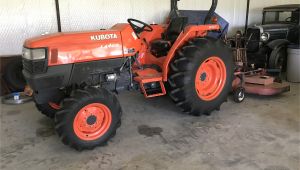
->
left=23, top=59, right=47, bottom=74
left=246, top=28, right=260, bottom=52
left=246, top=28, right=260, bottom=40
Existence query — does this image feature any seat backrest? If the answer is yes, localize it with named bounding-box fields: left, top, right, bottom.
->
left=291, top=10, right=299, bottom=24
left=164, top=17, right=188, bottom=43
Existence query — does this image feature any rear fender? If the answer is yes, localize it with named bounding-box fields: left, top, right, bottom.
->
left=162, top=24, right=220, bottom=81
left=267, top=39, right=289, bottom=50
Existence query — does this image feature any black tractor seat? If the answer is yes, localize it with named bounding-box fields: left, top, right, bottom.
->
left=150, top=17, right=188, bottom=57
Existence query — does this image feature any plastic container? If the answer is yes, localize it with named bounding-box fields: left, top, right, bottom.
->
left=2, top=92, right=32, bottom=105
left=287, top=45, right=300, bottom=83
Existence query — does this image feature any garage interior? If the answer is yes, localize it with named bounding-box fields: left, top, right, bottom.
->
left=1, top=0, right=299, bottom=170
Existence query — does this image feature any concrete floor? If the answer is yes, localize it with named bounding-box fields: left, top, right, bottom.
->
left=0, top=84, right=299, bottom=170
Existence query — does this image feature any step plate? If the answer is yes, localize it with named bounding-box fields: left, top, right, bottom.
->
left=134, top=68, right=166, bottom=98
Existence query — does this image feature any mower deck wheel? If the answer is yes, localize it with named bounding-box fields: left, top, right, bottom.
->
left=233, top=87, right=245, bottom=103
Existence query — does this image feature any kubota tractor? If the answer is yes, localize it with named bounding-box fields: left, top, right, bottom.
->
left=22, top=0, right=233, bottom=150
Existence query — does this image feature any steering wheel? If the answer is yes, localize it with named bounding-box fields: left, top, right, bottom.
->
left=285, top=17, right=292, bottom=22
left=127, top=18, right=153, bottom=35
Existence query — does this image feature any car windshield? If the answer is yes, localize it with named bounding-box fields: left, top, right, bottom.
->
left=263, top=10, right=299, bottom=24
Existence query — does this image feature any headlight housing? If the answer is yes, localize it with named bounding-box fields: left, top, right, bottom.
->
left=260, top=32, right=270, bottom=42
left=22, top=48, right=46, bottom=60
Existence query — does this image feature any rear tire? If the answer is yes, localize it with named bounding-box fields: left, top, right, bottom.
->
left=168, top=37, right=234, bottom=116
left=54, top=87, right=122, bottom=150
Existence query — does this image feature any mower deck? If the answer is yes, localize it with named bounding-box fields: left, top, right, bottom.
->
left=244, top=81, right=290, bottom=96
left=233, top=70, right=290, bottom=98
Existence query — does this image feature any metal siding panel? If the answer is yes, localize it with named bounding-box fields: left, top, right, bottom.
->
left=131, top=0, right=170, bottom=24
left=59, top=0, right=132, bottom=31
left=0, top=0, right=57, bottom=56
left=7, top=0, right=299, bottom=55
left=59, top=0, right=170, bottom=32
left=178, top=0, right=247, bottom=35
left=0, top=0, right=170, bottom=55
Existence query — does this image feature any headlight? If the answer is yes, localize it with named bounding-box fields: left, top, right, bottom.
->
left=260, top=32, right=270, bottom=42
left=22, top=48, right=46, bottom=60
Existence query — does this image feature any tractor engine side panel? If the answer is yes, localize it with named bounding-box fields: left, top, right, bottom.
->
left=69, top=58, right=131, bottom=91
left=25, top=58, right=131, bottom=104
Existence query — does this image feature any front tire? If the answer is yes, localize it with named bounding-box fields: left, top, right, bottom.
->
left=35, top=91, right=65, bottom=118
left=55, top=87, right=122, bottom=150
left=36, top=102, right=60, bottom=118
left=269, top=46, right=287, bottom=71
left=168, top=37, right=234, bottom=116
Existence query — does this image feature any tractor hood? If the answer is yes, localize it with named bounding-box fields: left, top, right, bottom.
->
left=24, top=30, right=121, bottom=48
left=22, top=23, right=139, bottom=66
left=250, top=23, right=298, bottom=42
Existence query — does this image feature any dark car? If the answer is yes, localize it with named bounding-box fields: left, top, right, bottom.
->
left=246, top=4, right=300, bottom=70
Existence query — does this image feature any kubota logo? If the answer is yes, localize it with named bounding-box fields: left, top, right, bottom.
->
left=90, top=33, right=118, bottom=41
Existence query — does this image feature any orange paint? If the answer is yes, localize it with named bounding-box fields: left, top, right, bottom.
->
left=133, top=68, right=166, bottom=98
left=25, top=24, right=141, bottom=66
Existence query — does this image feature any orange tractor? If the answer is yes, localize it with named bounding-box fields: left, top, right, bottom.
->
left=22, top=0, right=233, bottom=150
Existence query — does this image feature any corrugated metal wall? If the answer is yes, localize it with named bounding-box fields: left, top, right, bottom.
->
left=0, top=0, right=298, bottom=56
left=179, top=0, right=247, bottom=34
left=0, top=0, right=58, bottom=56
left=58, top=0, right=170, bottom=32
left=0, top=0, right=170, bottom=56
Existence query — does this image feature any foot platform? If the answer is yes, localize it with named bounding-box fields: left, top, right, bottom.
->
left=134, top=68, right=166, bottom=98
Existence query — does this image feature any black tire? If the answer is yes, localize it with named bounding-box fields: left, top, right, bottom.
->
left=233, top=87, right=245, bottom=103
left=35, top=91, right=65, bottom=118
left=168, top=37, right=234, bottom=116
left=269, top=46, right=287, bottom=71
left=36, top=103, right=59, bottom=118
left=54, top=87, right=122, bottom=150
left=3, top=58, right=26, bottom=91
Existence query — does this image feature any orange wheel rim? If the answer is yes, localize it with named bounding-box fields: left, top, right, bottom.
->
left=73, top=103, right=112, bottom=141
left=195, top=56, right=227, bottom=101
left=49, top=102, right=61, bottom=110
